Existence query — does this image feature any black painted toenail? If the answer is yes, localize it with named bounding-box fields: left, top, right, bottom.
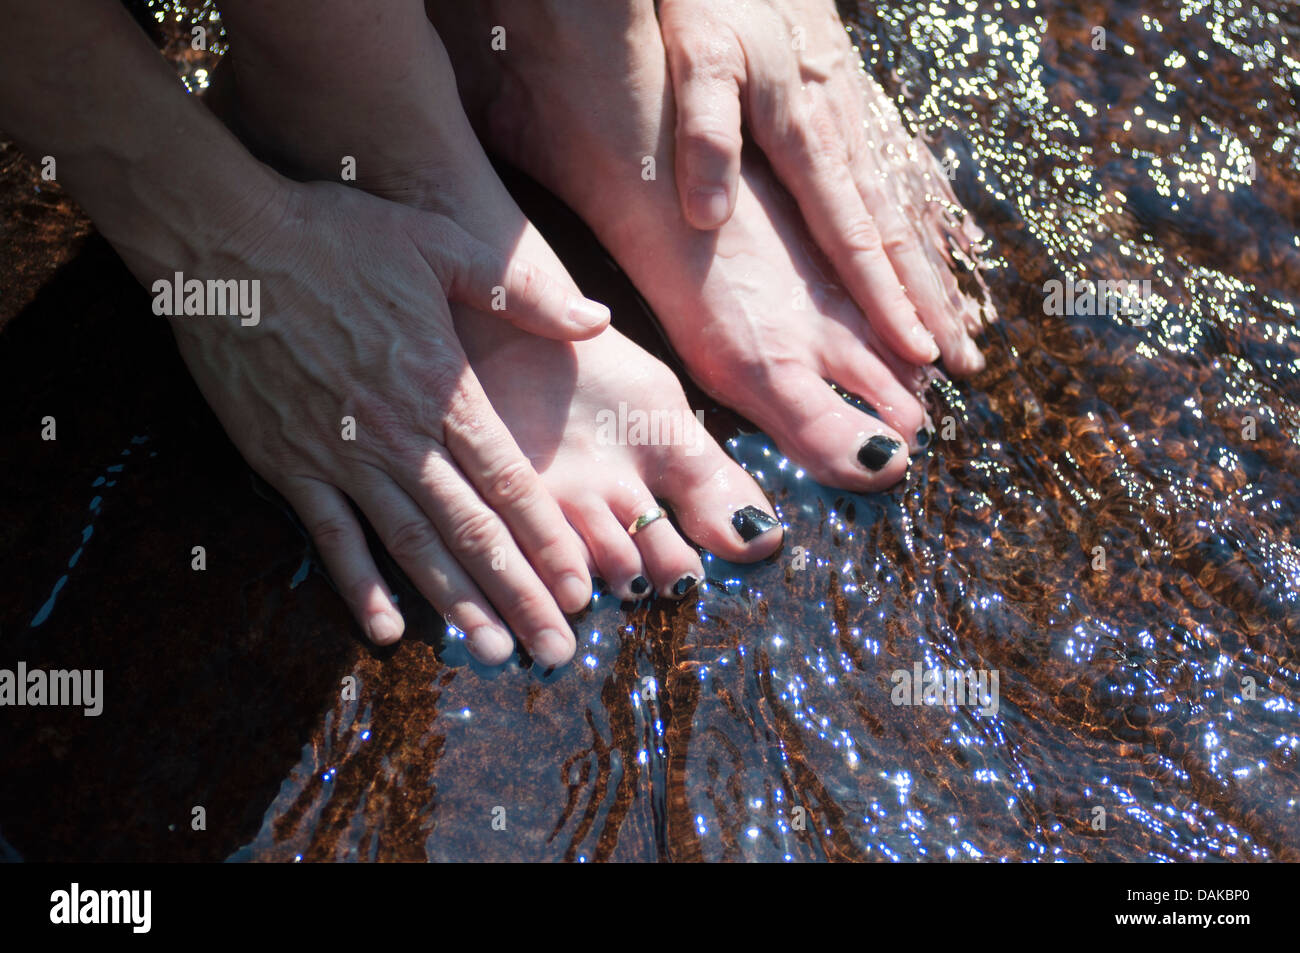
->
left=857, top=435, right=901, bottom=470
left=731, top=505, right=780, bottom=542
left=914, top=427, right=933, bottom=451
left=672, top=575, right=699, bottom=598
left=630, top=576, right=649, bottom=596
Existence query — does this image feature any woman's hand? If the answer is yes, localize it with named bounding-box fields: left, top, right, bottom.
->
left=171, top=178, right=605, bottom=667
left=658, top=0, right=989, bottom=373
left=0, top=0, right=609, bottom=667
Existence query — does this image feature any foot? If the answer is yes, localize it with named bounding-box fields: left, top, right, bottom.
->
left=216, top=15, right=784, bottom=665
left=431, top=0, right=940, bottom=490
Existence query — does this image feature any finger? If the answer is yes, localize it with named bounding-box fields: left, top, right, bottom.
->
left=875, top=207, right=985, bottom=374
left=439, top=386, right=593, bottom=614
left=351, top=476, right=518, bottom=666
left=754, top=100, right=942, bottom=367
left=384, top=442, right=578, bottom=669
left=843, top=99, right=987, bottom=374
left=282, top=476, right=405, bottom=646
left=663, top=27, right=745, bottom=229
left=413, top=214, right=610, bottom=341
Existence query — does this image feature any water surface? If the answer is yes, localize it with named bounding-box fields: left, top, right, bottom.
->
left=0, top=0, right=1297, bottom=861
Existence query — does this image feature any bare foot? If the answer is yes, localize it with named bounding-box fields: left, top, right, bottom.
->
left=217, top=9, right=784, bottom=656
left=431, top=0, right=939, bottom=490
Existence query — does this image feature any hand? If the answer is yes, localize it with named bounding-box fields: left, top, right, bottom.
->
left=170, top=178, right=607, bottom=667
left=658, top=0, right=990, bottom=373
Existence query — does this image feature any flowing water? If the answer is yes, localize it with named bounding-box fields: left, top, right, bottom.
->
left=0, top=0, right=1298, bottom=861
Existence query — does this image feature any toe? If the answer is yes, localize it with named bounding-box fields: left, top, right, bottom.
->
left=565, top=495, right=650, bottom=601
left=822, top=337, right=932, bottom=454
left=607, top=485, right=705, bottom=599
left=731, top=362, right=911, bottom=490
left=651, top=444, right=784, bottom=562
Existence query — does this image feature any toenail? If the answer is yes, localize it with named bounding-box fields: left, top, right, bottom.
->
left=671, top=575, right=699, bottom=599
left=630, top=575, right=650, bottom=596
left=913, top=427, right=933, bottom=452
left=857, top=435, right=901, bottom=471
left=731, top=505, right=781, bottom=542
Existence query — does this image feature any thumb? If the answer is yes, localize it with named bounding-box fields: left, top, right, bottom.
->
left=416, top=215, right=610, bottom=340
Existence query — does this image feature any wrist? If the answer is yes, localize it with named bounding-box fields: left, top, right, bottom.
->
left=100, top=128, right=290, bottom=285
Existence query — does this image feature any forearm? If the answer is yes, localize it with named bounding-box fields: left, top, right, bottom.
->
left=0, top=0, right=282, bottom=281
left=219, top=0, right=457, bottom=177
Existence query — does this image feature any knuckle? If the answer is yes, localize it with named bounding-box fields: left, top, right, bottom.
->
left=418, top=358, right=469, bottom=408
left=306, top=514, right=353, bottom=552
left=839, top=216, right=886, bottom=256
left=683, top=123, right=742, bottom=157
left=446, top=507, right=502, bottom=557
left=482, top=456, right=540, bottom=511
left=677, top=34, right=740, bottom=80
left=439, top=385, right=494, bottom=448
left=507, top=258, right=545, bottom=307
left=415, top=364, right=477, bottom=443
left=387, top=517, right=441, bottom=562
left=878, top=219, right=921, bottom=258
left=783, top=105, right=844, bottom=166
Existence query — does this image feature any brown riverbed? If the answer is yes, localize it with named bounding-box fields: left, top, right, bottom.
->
left=1, top=0, right=1298, bottom=861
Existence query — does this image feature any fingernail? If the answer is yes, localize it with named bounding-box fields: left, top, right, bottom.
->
left=731, top=505, right=781, bottom=542
left=470, top=625, right=514, bottom=662
left=629, top=575, right=650, bottom=596
left=671, top=575, right=699, bottom=599
left=911, top=323, right=941, bottom=362
left=687, top=187, right=729, bottom=229
left=535, top=628, right=575, bottom=667
left=368, top=610, right=405, bottom=645
left=857, top=435, right=901, bottom=471
left=555, top=572, right=592, bottom=613
left=567, top=297, right=611, bottom=330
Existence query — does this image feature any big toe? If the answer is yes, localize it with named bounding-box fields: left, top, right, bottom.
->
left=729, top=363, right=912, bottom=491
left=652, top=442, right=785, bottom=563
